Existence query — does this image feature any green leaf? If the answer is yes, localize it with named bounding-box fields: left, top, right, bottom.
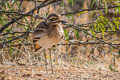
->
left=109, top=65, right=114, bottom=71
left=60, top=1, right=64, bottom=7
left=76, top=12, right=85, bottom=16
left=0, top=15, right=7, bottom=25
left=99, top=16, right=107, bottom=25
left=90, top=28, right=96, bottom=39
left=96, top=23, right=100, bottom=32
left=107, top=21, right=114, bottom=31
left=68, top=0, right=74, bottom=7
left=23, top=17, right=30, bottom=30
left=104, top=17, right=109, bottom=23
left=116, top=21, right=120, bottom=29
left=118, top=7, right=120, bottom=14
left=9, top=47, right=14, bottom=55
left=99, top=23, right=105, bottom=31
left=66, top=14, right=73, bottom=19
left=104, top=0, right=108, bottom=14
left=66, top=14, right=74, bottom=23
left=64, top=30, right=69, bottom=40
left=93, top=24, right=97, bottom=31
left=90, top=0, right=97, bottom=8
left=74, top=29, right=79, bottom=39
left=109, top=21, right=116, bottom=31
left=108, top=27, right=111, bottom=31
left=113, top=19, right=119, bottom=29
left=99, top=23, right=105, bottom=38
left=114, top=8, right=118, bottom=16
left=24, top=26, right=29, bottom=30
left=113, top=26, right=116, bottom=31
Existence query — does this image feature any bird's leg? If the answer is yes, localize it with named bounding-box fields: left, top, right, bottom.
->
left=43, top=49, right=48, bottom=73
left=49, top=48, right=53, bottom=74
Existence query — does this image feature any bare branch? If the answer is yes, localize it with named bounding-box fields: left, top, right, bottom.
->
left=62, top=5, right=120, bottom=15
left=3, top=41, right=120, bottom=49
left=0, top=0, right=62, bottom=34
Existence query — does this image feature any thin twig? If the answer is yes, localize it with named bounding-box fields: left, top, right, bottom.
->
left=62, top=5, right=120, bottom=15
left=2, top=41, right=120, bottom=48
left=0, top=0, right=62, bottom=34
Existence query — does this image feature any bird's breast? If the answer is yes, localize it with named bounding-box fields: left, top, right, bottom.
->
left=38, top=36, right=61, bottom=49
left=36, top=23, right=64, bottom=49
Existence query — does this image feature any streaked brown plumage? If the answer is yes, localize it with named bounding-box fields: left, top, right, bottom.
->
left=33, top=13, right=64, bottom=73
left=33, top=13, right=64, bottom=51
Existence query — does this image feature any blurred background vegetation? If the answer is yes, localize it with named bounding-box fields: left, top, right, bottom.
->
left=0, top=0, right=120, bottom=72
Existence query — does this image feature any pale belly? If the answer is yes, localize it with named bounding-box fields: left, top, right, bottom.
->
left=38, top=36, right=61, bottom=49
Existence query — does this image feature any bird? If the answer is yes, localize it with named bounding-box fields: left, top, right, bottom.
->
left=33, top=13, right=64, bottom=73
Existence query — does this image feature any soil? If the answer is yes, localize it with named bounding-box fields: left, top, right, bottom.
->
left=0, top=64, right=120, bottom=80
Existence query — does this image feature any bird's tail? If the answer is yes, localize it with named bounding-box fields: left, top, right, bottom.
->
left=33, top=38, right=41, bottom=52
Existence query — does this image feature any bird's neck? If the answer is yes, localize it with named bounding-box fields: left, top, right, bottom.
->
left=48, top=25, right=60, bottom=38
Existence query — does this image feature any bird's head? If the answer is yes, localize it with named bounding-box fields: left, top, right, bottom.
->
left=46, top=13, right=60, bottom=26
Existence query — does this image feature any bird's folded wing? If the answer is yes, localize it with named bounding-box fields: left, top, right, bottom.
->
left=33, top=21, right=48, bottom=42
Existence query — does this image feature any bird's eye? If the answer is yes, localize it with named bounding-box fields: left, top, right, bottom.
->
left=49, top=17, right=57, bottom=21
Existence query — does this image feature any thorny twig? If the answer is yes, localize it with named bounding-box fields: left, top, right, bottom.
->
left=0, top=0, right=62, bottom=34
left=4, top=41, right=120, bottom=48
left=0, top=0, right=120, bottom=49
left=61, top=5, right=120, bottom=15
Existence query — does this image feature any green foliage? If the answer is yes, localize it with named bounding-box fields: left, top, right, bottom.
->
left=23, top=17, right=30, bottom=30
left=0, top=15, right=6, bottom=26
left=91, top=11, right=120, bottom=38
left=66, top=14, right=75, bottom=24
left=90, top=0, right=97, bottom=8
left=104, top=0, right=108, bottom=14
left=109, top=64, right=118, bottom=72
left=91, top=16, right=106, bottom=39
left=60, top=0, right=64, bottom=7
left=90, top=26, right=96, bottom=39
left=68, top=0, right=74, bottom=7
left=74, top=29, right=79, bottom=39
left=64, top=30, right=69, bottom=40
left=9, top=47, right=14, bottom=55
left=0, top=0, right=120, bottom=55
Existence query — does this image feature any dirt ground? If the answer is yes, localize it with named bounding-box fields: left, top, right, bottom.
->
left=0, top=64, right=120, bottom=80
